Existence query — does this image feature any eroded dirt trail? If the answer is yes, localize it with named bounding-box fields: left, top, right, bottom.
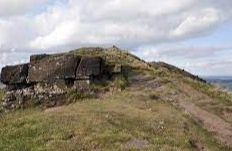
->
left=129, top=74, right=232, bottom=147
left=173, top=87, right=232, bottom=148
left=175, top=83, right=232, bottom=146
left=179, top=100, right=232, bottom=147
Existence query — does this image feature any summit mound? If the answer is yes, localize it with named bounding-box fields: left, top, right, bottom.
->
left=0, top=46, right=232, bottom=151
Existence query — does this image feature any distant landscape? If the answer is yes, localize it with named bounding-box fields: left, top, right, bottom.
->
left=204, top=76, right=232, bottom=91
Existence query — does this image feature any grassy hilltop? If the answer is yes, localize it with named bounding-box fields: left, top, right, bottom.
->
left=0, top=47, right=232, bottom=151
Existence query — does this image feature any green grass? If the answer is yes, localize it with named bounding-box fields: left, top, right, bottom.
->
left=0, top=88, right=230, bottom=151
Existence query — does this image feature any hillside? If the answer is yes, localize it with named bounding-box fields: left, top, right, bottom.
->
left=0, top=47, right=232, bottom=151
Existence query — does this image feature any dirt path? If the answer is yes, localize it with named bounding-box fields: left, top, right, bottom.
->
left=178, top=100, right=232, bottom=147
left=172, top=84, right=232, bottom=148
left=129, top=74, right=232, bottom=147
left=175, top=83, right=232, bottom=146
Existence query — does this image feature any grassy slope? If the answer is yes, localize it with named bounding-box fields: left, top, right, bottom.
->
left=0, top=47, right=231, bottom=150
left=184, top=78, right=232, bottom=125
left=0, top=88, right=229, bottom=151
left=152, top=60, right=232, bottom=127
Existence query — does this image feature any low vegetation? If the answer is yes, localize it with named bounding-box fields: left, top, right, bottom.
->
left=183, top=78, right=232, bottom=125
left=187, top=79, right=232, bottom=104
left=70, top=47, right=152, bottom=71
left=0, top=88, right=230, bottom=151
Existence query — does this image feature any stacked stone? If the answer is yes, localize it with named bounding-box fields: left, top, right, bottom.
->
left=1, top=54, right=105, bottom=88
left=1, top=64, right=28, bottom=87
left=0, top=53, right=122, bottom=111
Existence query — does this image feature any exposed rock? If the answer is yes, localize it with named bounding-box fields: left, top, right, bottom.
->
left=0, top=64, right=28, bottom=85
left=2, top=91, right=16, bottom=107
left=102, top=64, right=122, bottom=78
left=28, top=54, right=81, bottom=83
left=33, top=82, right=65, bottom=95
left=73, top=80, right=90, bottom=90
left=0, top=52, right=124, bottom=111
left=76, top=56, right=103, bottom=79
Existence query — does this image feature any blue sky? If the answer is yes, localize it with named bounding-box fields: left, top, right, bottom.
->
left=0, top=0, right=232, bottom=76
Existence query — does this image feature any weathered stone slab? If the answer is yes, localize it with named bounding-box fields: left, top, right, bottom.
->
left=76, top=56, right=103, bottom=79
left=103, top=64, right=122, bottom=75
left=0, top=64, right=29, bottom=85
left=28, top=54, right=81, bottom=83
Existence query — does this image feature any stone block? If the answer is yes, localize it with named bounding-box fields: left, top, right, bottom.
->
left=28, top=54, right=81, bottom=83
left=76, top=56, right=103, bottom=79
left=0, top=64, right=28, bottom=85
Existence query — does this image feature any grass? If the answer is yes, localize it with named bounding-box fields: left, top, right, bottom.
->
left=0, top=89, right=4, bottom=101
left=69, top=47, right=152, bottom=71
left=152, top=59, right=232, bottom=127
left=187, top=79, right=232, bottom=104
left=178, top=77, right=232, bottom=125
left=0, top=88, right=230, bottom=151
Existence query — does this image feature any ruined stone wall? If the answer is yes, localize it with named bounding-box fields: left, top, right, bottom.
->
left=0, top=54, right=122, bottom=111
left=1, top=54, right=106, bottom=87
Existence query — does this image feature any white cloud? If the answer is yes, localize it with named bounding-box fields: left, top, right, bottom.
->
left=172, top=8, right=221, bottom=37
left=0, top=0, right=231, bottom=51
left=31, top=20, right=79, bottom=49
left=0, top=0, right=232, bottom=75
left=135, top=43, right=232, bottom=75
left=136, top=44, right=232, bottom=62
left=0, top=0, right=50, bottom=17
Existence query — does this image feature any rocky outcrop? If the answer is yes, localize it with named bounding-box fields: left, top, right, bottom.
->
left=0, top=53, right=122, bottom=111
left=1, top=54, right=108, bottom=86
left=28, top=54, right=81, bottom=82
left=76, top=56, right=103, bottom=79
left=1, top=64, right=28, bottom=85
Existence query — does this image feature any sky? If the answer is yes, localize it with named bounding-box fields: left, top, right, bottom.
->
left=0, top=0, right=232, bottom=76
